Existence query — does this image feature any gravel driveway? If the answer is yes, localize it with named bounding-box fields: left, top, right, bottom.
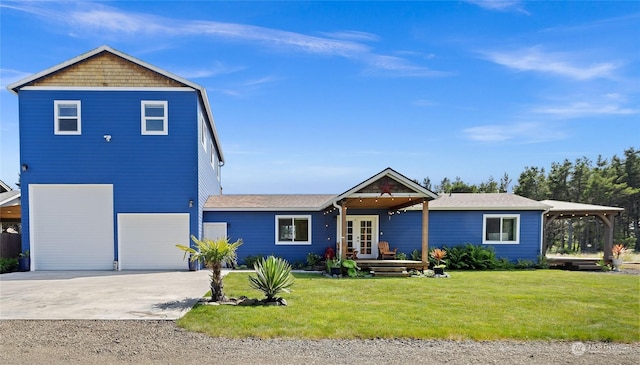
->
left=1, top=320, right=638, bottom=365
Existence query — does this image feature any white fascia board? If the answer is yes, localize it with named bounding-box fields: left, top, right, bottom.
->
left=0, top=193, right=21, bottom=207
left=204, top=206, right=324, bottom=212
left=20, top=86, right=193, bottom=92
left=429, top=206, right=551, bottom=211
left=335, top=167, right=438, bottom=201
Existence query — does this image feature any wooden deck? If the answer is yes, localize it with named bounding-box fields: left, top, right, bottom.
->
left=355, top=259, right=424, bottom=277
left=546, top=257, right=601, bottom=271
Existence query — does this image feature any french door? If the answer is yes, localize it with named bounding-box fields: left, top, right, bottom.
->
left=345, top=216, right=379, bottom=259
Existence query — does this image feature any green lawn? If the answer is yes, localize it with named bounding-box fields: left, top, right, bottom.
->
left=177, top=271, right=640, bottom=342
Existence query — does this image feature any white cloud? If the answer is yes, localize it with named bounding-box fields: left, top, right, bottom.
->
left=534, top=102, right=639, bottom=118
left=481, top=46, right=618, bottom=80
left=464, top=0, right=530, bottom=15
left=1, top=69, right=32, bottom=89
left=5, top=1, right=445, bottom=78
left=463, top=122, right=565, bottom=143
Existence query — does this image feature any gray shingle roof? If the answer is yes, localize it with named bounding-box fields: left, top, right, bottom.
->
left=204, top=194, right=336, bottom=211
left=427, top=193, right=550, bottom=211
left=541, top=200, right=623, bottom=212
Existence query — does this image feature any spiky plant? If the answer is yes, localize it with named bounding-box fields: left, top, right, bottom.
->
left=430, top=248, right=447, bottom=267
left=612, top=244, right=626, bottom=259
left=248, top=256, right=295, bottom=302
left=176, top=235, right=242, bottom=302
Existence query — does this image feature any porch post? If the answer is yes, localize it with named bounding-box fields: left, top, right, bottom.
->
left=598, top=213, right=614, bottom=261
left=341, top=203, right=348, bottom=259
left=421, top=200, right=429, bottom=269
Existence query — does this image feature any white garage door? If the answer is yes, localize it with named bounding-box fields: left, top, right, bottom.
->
left=117, top=213, right=189, bottom=270
left=29, top=184, right=114, bottom=270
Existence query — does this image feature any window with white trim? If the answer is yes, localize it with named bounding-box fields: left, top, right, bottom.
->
left=483, top=214, right=519, bottom=244
left=54, top=101, right=81, bottom=135
left=275, top=215, right=311, bottom=245
left=141, top=101, right=168, bottom=135
left=200, top=114, right=207, bottom=150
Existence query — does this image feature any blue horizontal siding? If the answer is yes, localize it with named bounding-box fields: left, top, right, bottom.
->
left=204, top=208, right=543, bottom=263
left=204, top=210, right=338, bottom=264
left=19, top=89, right=201, bottom=255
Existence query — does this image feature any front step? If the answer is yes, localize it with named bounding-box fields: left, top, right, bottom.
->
left=370, top=266, right=410, bottom=277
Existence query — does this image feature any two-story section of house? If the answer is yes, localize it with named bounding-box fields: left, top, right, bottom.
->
left=8, top=46, right=224, bottom=270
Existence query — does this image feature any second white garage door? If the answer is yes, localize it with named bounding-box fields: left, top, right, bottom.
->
left=117, top=213, right=190, bottom=270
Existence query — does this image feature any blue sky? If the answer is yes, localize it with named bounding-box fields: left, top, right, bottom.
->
left=1, top=1, right=638, bottom=193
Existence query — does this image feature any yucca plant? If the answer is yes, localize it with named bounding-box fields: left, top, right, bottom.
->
left=248, top=256, right=295, bottom=302
left=176, top=235, right=242, bottom=302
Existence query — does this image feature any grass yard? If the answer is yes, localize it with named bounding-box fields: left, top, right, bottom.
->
left=177, top=270, right=640, bottom=342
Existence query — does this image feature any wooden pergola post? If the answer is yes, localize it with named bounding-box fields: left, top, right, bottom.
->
left=421, top=200, right=429, bottom=269
left=597, top=213, right=614, bottom=261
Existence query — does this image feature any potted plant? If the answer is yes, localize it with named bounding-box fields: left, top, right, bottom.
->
left=430, top=248, right=447, bottom=275
left=611, top=244, right=626, bottom=271
left=327, top=257, right=341, bottom=275
left=18, top=250, right=30, bottom=272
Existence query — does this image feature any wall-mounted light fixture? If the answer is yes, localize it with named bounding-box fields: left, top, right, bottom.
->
left=103, top=134, right=112, bottom=142
left=21, top=164, right=28, bottom=172
left=189, top=199, right=194, bottom=208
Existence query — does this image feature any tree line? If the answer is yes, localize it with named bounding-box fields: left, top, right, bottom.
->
left=418, top=147, right=639, bottom=252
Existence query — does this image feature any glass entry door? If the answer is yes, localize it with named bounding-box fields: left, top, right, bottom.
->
left=345, top=216, right=379, bottom=259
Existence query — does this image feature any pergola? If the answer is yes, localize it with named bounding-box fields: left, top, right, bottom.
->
left=540, top=200, right=624, bottom=260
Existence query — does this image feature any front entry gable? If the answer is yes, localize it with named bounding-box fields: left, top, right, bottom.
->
left=330, top=167, right=438, bottom=211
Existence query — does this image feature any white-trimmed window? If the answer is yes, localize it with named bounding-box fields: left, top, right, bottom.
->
left=54, top=101, right=81, bottom=135
left=275, top=215, right=311, bottom=245
left=483, top=214, right=519, bottom=244
left=200, top=114, right=207, bottom=150
left=141, top=101, right=168, bottom=135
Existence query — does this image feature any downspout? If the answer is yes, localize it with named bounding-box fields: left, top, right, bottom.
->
left=332, top=200, right=343, bottom=259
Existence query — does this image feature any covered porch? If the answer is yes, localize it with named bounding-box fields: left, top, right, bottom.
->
left=325, top=168, right=438, bottom=270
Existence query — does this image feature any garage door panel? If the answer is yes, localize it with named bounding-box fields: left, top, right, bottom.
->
left=118, top=213, right=189, bottom=270
left=29, top=184, right=114, bottom=270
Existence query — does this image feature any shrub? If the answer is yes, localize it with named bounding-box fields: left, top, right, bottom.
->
left=306, top=252, right=323, bottom=267
left=0, top=258, right=18, bottom=273
left=248, top=256, right=295, bottom=301
left=341, top=259, right=361, bottom=277
left=443, top=243, right=497, bottom=270
left=514, top=259, right=536, bottom=269
left=410, top=249, right=421, bottom=261
left=243, top=254, right=264, bottom=269
left=396, top=252, right=408, bottom=260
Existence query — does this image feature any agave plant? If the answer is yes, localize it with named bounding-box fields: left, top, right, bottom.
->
left=248, top=256, right=295, bottom=302
left=176, top=235, right=242, bottom=302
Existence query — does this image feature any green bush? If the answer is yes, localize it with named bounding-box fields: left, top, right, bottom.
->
left=396, top=252, right=407, bottom=260
left=410, top=249, right=422, bottom=261
left=248, top=256, right=295, bottom=301
left=442, top=243, right=497, bottom=270
left=306, top=252, right=323, bottom=267
left=0, top=258, right=18, bottom=273
left=243, top=254, right=264, bottom=269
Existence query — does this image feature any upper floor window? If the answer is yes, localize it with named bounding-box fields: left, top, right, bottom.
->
left=200, top=114, right=207, bottom=150
left=483, top=214, right=520, bottom=244
left=141, top=101, right=168, bottom=135
left=54, top=101, right=81, bottom=135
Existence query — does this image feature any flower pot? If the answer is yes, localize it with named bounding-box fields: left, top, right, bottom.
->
left=18, top=257, right=30, bottom=272
left=434, top=267, right=445, bottom=275
left=612, top=258, right=623, bottom=271
left=330, top=267, right=341, bottom=275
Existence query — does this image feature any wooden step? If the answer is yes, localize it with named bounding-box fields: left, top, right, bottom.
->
left=372, top=271, right=410, bottom=277
left=369, top=266, right=407, bottom=272
left=576, top=264, right=602, bottom=271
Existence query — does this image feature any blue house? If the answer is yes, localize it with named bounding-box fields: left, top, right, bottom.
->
left=205, top=168, right=550, bottom=266
left=8, top=46, right=224, bottom=270
left=9, top=46, right=550, bottom=271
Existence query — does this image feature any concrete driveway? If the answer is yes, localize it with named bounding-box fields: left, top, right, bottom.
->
left=0, top=270, right=213, bottom=320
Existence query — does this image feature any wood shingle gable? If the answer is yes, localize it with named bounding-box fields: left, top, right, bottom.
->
left=23, top=51, right=185, bottom=88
